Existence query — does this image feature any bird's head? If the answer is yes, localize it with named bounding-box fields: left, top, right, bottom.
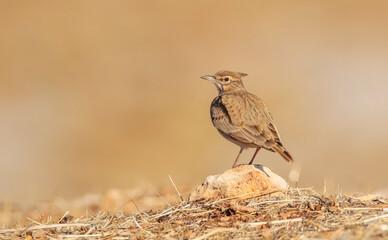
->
left=201, top=70, right=247, bottom=94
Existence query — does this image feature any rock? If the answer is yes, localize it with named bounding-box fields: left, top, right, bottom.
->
left=189, top=164, right=288, bottom=201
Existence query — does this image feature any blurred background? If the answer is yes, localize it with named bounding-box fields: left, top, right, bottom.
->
left=1, top=1, right=388, bottom=205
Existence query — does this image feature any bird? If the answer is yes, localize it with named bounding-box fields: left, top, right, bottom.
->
left=201, top=70, right=294, bottom=168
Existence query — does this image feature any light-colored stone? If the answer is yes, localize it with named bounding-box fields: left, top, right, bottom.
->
left=189, top=164, right=288, bottom=201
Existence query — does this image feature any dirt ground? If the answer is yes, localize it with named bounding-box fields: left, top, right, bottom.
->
left=1, top=187, right=387, bottom=239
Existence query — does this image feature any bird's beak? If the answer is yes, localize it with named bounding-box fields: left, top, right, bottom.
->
left=201, top=75, right=216, bottom=83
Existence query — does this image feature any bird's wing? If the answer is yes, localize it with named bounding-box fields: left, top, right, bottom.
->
left=243, top=93, right=294, bottom=162
left=211, top=96, right=262, bottom=145
left=243, top=93, right=282, bottom=143
left=219, top=93, right=246, bottom=126
left=213, top=93, right=294, bottom=162
left=221, top=92, right=282, bottom=147
left=210, top=94, right=267, bottom=147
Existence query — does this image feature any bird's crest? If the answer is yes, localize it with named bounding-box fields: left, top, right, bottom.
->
left=215, top=71, right=248, bottom=79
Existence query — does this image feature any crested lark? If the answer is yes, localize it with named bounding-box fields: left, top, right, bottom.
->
left=202, top=70, right=294, bottom=168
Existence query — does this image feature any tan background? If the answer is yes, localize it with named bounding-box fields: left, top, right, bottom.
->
left=1, top=1, right=387, bottom=204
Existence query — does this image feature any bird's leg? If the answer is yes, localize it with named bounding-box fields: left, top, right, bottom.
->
left=232, top=148, right=244, bottom=168
left=248, top=147, right=261, bottom=165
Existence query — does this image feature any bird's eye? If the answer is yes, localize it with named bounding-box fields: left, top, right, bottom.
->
left=224, top=77, right=230, bottom=82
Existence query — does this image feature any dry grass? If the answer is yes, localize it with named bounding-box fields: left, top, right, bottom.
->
left=1, top=188, right=387, bottom=239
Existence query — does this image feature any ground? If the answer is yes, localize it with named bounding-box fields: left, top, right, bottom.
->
left=0, top=187, right=387, bottom=239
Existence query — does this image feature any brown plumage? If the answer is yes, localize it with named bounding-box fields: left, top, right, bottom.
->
left=201, top=70, right=294, bottom=168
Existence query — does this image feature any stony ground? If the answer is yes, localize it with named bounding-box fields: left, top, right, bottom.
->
left=1, top=188, right=387, bottom=239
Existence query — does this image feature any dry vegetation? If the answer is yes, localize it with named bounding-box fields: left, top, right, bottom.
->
left=1, top=188, right=387, bottom=239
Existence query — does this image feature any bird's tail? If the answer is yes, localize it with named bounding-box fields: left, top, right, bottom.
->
left=273, top=143, right=294, bottom=163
